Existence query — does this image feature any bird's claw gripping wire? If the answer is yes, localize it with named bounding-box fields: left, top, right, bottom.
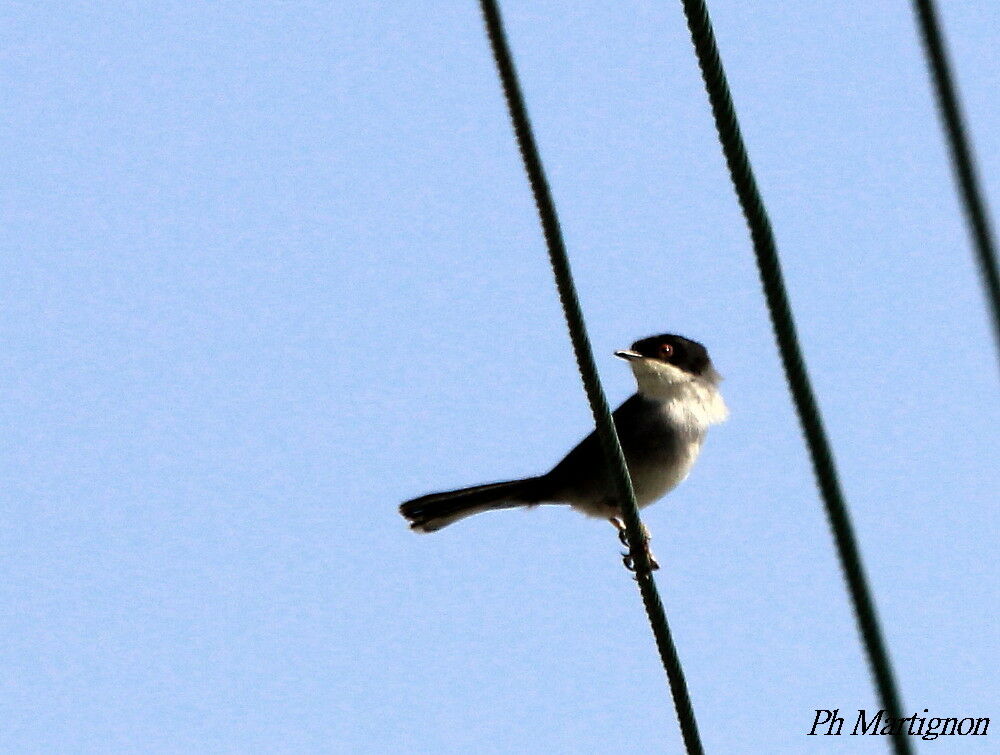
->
left=611, top=516, right=630, bottom=547
left=621, top=549, right=660, bottom=573
left=611, top=517, right=659, bottom=572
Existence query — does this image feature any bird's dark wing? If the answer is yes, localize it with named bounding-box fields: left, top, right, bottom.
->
left=539, top=394, right=664, bottom=501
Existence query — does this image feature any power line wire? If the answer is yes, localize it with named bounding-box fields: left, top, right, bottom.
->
left=675, top=1, right=913, bottom=753
left=477, top=1, right=704, bottom=752
left=911, top=0, right=1000, bottom=366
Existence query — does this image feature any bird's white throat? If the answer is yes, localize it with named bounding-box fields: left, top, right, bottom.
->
left=629, top=358, right=729, bottom=430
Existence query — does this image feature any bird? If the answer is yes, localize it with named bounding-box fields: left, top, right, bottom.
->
left=399, top=334, right=728, bottom=552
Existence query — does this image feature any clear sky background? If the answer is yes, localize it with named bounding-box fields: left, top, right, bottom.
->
left=2, top=2, right=997, bottom=753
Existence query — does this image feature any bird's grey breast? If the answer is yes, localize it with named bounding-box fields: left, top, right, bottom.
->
left=541, top=394, right=705, bottom=513
left=617, top=395, right=705, bottom=506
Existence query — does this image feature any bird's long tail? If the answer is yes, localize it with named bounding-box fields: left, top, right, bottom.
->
left=399, top=476, right=547, bottom=533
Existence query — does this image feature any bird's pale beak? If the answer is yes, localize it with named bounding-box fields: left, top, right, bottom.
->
left=614, top=349, right=643, bottom=361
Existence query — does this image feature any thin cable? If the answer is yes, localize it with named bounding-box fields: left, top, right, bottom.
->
left=477, top=1, right=704, bottom=752
left=911, top=0, right=1000, bottom=364
left=675, top=1, right=912, bottom=753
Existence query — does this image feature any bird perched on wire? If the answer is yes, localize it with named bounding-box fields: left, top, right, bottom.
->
left=399, top=334, right=728, bottom=565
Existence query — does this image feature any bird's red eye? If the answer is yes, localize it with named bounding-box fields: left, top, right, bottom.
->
left=658, top=343, right=673, bottom=358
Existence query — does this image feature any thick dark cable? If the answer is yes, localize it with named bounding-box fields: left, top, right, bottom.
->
left=911, top=0, right=1000, bottom=364
left=676, top=1, right=912, bottom=753
left=477, top=1, right=704, bottom=752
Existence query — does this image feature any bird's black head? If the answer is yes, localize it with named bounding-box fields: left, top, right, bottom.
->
left=616, top=333, right=712, bottom=377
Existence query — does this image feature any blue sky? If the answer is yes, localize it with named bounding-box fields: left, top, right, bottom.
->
left=2, top=1, right=997, bottom=752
